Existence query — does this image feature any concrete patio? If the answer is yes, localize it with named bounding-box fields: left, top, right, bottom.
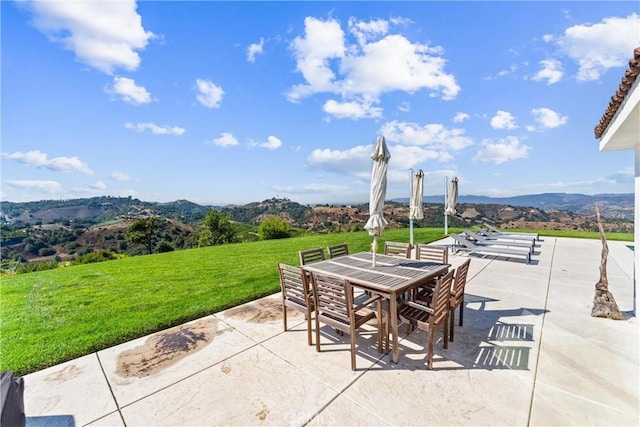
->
left=23, top=236, right=639, bottom=426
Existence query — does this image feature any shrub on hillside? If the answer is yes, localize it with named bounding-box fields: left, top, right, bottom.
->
left=16, top=260, right=58, bottom=274
left=258, top=216, right=291, bottom=240
left=157, top=241, right=175, bottom=253
left=75, top=250, right=120, bottom=265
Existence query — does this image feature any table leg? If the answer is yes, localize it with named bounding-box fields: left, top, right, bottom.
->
left=390, top=293, right=399, bottom=363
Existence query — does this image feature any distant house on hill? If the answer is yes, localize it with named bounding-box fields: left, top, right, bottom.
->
left=595, top=46, right=640, bottom=316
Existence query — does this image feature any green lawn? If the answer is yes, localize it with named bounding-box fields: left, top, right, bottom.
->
left=0, top=227, right=631, bottom=376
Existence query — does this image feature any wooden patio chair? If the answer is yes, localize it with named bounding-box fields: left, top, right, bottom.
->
left=299, top=247, right=325, bottom=266
left=310, top=271, right=388, bottom=371
left=449, top=259, right=471, bottom=342
left=397, top=269, right=454, bottom=369
left=277, top=263, right=314, bottom=345
left=413, top=244, right=449, bottom=298
left=327, top=243, right=349, bottom=259
left=415, top=244, right=448, bottom=263
left=383, top=241, right=411, bottom=258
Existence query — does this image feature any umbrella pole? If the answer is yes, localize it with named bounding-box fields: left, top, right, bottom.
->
left=409, top=169, right=414, bottom=246
left=444, top=176, right=449, bottom=235
left=372, top=236, right=378, bottom=267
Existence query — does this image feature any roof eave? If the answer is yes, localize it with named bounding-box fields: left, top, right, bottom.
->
left=599, top=79, right=640, bottom=152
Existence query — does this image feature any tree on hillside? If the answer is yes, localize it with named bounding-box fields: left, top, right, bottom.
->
left=258, top=216, right=291, bottom=240
left=127, top=217, right=159, bottom=254
left=196, top=210, right=236, bottom=247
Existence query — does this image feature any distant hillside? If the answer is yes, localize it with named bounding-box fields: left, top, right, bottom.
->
left=1, top=194, right=634, bottom=266
left=0, top=196, right=215, bottom=226
left=416, top=192, right=634, bottom=219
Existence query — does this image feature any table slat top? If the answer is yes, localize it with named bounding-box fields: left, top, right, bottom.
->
left=301, top=252, right=449, bottom=293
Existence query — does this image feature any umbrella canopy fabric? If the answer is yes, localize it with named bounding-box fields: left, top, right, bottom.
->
left=364, top=136, right=391, bottom=237
left=409, top=169, right=424, bottom=220
left=445, top=176, right=459, bottom=215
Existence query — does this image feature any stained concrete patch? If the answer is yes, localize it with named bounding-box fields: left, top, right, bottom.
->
left=43, top=363, right=84, bottom=382
left=223, top=299, right=283, bottom=323
left=116, top=317, right=221, bottom=378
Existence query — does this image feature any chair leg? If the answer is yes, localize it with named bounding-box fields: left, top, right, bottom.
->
left=306, top=309, right=313, bottom=346
left=449, top=308, right=455, bottom=342
left=385, top=309, right=390, bottom=352
left=427, top=330, right=434, bottom=370
left=314, top=315, right=321, bottom=353
left=282, top=301, right=288, bottom=332
left=459, top=298, right=464, bottom=327
left=376, top=301, right=383, bottom=353
left=350, top=335, right=356, bottom=371
left=443, top=312, right=449, bottom=350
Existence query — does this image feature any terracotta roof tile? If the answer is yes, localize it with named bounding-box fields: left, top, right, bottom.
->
left=594, top=47, right=640, bottom=139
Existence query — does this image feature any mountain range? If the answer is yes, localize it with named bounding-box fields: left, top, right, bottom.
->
left=395, top=192, right=633, bottom=219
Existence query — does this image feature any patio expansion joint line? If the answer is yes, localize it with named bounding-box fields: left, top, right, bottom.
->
left=95, top=351, right=127, bottom=426
left=526, top=236, right=556, bottom=426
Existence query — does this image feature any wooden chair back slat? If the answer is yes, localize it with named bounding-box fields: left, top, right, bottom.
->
left=384, top=241, right=411, bottom=258
left=416, top=244, right=448, bottom=263
left=327, top=243, right=349, bottom=259
left=309, top=272, right=385, bottom=370
left=449, top=259, right=471, bottom=341
left=299, top=247, right=325, bottom=265
left=278, top=263, right=314, bottom=345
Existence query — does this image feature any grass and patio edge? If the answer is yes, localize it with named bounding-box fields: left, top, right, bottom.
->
left=0, top=228, right=631, bottom=376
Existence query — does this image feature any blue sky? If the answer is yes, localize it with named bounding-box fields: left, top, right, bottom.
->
left=2, top=1, right=639, bottom=206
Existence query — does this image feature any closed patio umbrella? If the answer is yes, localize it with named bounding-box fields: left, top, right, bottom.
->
left=409, top=169, right=424, bottom=246
left=444, top=176, right=458, bottom=234
left=364, top=136, right=391, bottom=267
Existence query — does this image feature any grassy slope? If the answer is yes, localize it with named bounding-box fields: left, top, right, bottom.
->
left=0, top=227, right=631, bottom=376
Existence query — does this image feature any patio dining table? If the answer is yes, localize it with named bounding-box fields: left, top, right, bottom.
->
left=302, top=252, right=450, bottom=364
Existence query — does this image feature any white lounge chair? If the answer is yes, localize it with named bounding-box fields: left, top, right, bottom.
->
left=472, top=225, right=537, bottom=242
left=451, top=233, right=531, bottom=264
left=462, top=231, right=535, bottom=254
left=483, top=222, right=540, bottom=241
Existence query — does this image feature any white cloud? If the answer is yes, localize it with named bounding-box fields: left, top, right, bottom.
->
left=110, top=171, right=131, bottom=182
left=453, top=112, right=469, bottom=123
left=247, top=37, right=264, bottom=62
left=532, top=59, right=564, bottom=85
left=486, top=64, right=519, bottom=80
left=530, top=107, right=568, bottom=129
left=323, top=99, right=382, bottom=119
left=473, top=136, right=530, bottom=164
left=1, top=150, right=94, bottom=175
left=206, top=132, right=238, bottom=147
left=288, top=17, right=345, bottom=102
left=307, top=137, right=455, bottom=183
left=308, top=145, right=372, bottom=178
left=24, top=0, right=154, bottom=74
left=348, top=17, right=389, bottom=46
left=490, top=110, right=518, bottom=130
left=272, top=183, right=350, bottom=194
left=287, top=16, right=459, bottom=118
left=6, top=179, right=64, bottom=193
left=379, top=120, right=473, bottom=151
left=554, top=13, right=640, bottom=81
left=397, top=101, right=410, bottom=112
left=106, top=77, right=152, bottom=105
left=90, top=181, right=107, bottom=190
left=125, top=122, right=185, bottom=135
left=254, top=135, right=282, bottom=150
left=196, top=78, right=224, bottom=108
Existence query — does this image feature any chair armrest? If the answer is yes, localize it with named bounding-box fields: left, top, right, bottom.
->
left=399, top=299, right=434, bottom=315
left=353, top=294, right=382, bottom=312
